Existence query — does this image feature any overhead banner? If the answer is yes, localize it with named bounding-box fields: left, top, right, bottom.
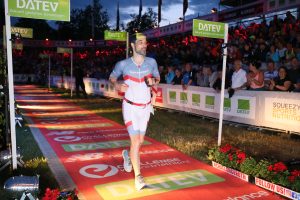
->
left=8, top=0, right=70, bottom=21
left=192, top=19, right=225, bottom=39
left=104, top=30, right=127, bottom=42
left=57, top=47, right=72, bottom=54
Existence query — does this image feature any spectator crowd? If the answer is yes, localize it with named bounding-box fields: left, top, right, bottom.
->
left=11, top=11, right=300, bottom=93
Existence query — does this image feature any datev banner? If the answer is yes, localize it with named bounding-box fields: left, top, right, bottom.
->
left=8, top=0, right=70, bottom=21
left=104, top=30, right=127, bottom=42
left=192, top=19, right=225, bottom=39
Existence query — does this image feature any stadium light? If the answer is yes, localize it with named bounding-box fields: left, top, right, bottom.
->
left=211, top=8, right=218, bottom=13
left=90, top=38, right=93, bottom=42
left=68, top=39, right=72, bottom=42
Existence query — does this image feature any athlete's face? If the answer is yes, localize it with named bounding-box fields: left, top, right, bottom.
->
left=133, top=37, right=147, bottom=56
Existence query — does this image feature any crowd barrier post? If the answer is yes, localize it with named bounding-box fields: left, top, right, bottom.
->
left=48, top=55, right=51, bottom=91
left=4, top=0, right=17, bottom=169
left=70, top=48, right=73, bottom=98
left=218, top=23, right=229, bottom=146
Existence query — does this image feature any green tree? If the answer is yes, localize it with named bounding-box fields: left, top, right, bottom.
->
left=126, top=8, right=157, bottom=34
left=57, top=0, right=109, bottom=40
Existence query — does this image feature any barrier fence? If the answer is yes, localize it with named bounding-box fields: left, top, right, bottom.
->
left=14, top=74, right=300, bottom=133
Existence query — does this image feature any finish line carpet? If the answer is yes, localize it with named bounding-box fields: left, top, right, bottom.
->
left=15, top=85, right=282, bottom=200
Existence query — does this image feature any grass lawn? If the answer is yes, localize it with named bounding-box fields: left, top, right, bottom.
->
left=0, top=124, right=59, bottom=199
left=62, top=91, right=300, bottom=165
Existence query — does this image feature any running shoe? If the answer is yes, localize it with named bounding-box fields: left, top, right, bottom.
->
left=135, top=174, right=147, bottom=191
left=122, top=150, right=132, bottom=172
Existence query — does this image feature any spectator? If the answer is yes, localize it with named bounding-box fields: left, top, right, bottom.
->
left=181, top=62, right=196, bottom=90
left=230, top=59, right=247, bottom=90
left=212, top=66, right=229, bottom=91
left=247, top=61, right=265, bottom=91
left=277, top=41, right=287, bottom=62
left=267, top=45, right=280, bottom=68
left=288, top=58, right=300, bottom=85
left=207, top=66, right=218, bottom=88
left=264, top=61, right=278, bottom=88
left=269, top=66, right=292, bottom=91
left=293, top=78, right=300, bottom=92
left=285, top=43, right=296, bottom=63
left=254, top=42, right=268, bottom=65
left=171, top=68, right=183, bottom=85
left=165, top=65, right=175, bottom=84
left=241, top=43, right=253, bottom=65
left=159, top=66, right=166, bottom=83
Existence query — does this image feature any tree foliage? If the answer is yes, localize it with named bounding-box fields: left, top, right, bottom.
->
left=15, top=18, right=57, bottom=40
left=56, top=0, right=109, bottom=40
left=126, top=8, right=157, bottom=34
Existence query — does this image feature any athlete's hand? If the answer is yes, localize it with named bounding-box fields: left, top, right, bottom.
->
left=114, top=82, right=128, bottom=92
left=145, top=77, right=155, bottom=87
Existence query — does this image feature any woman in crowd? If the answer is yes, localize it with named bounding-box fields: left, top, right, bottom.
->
left=171, top=68, right=183, bottom=85
left=269, top=66, right=292, bottom=91
left=247, top=61, right=265, bottom=91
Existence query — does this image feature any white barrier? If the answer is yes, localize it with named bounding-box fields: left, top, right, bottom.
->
left=51, top=76, right=300, bottom=133
left=13, top=74, right=37, bottom=83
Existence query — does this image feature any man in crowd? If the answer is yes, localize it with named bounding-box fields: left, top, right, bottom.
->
left=181, top=62, right=196, bottom=90
left=109, top=33, right=160, bottom=191
left=264, top=61, right=278, bottom=89
left=228, top=59, right=247, bottom=97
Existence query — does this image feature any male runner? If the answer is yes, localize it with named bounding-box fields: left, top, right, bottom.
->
left=109, top=33, right=160, bottom=190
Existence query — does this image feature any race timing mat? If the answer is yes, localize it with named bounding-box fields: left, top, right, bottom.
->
left=15, top=85, right=283, bottom=200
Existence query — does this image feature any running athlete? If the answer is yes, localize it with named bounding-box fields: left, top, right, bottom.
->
left=109, top=33, right=160, bottom=190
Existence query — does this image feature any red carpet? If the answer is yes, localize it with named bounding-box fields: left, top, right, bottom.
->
left=15, top=85, right=283, bottom=200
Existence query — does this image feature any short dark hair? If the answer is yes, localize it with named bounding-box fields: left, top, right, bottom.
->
left=129, top=33, right=146, bottom=44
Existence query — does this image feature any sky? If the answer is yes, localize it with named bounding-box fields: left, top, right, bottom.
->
left=72, top=0, right=221, bottom=28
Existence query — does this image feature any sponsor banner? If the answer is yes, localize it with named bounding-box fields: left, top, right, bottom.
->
left=104, top=30, right=127, bottom=42
left=95, top=169, right=224, bottom=200
left=155, top=87, right=163, bottom=104
left=8, top=0, right=70, bottom=21
left=255, top=177, right=300, bottom=200
left=193, top=19, right=225, bottom=39
left=57, top=47, right=72, bottom=54
left=3, top=26, right=33, bottom=38
left=212, top=161, right=249, bottom=182
left=265, top=98, right=300, bottom=128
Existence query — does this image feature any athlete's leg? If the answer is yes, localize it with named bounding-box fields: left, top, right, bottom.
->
left=129, top=133, right=143, bottom=177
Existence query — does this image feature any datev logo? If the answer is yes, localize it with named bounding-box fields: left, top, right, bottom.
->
left=95, top=169, right=224, bottom=200
left=205, top=95, right=215, bottom=109
left=169, top=91, right=176, bottom=103
left=79, top=164, right=118, bottom=179
left=180, top=92, right=188, bottom=104
left=237, top=99, right=250, bottom=114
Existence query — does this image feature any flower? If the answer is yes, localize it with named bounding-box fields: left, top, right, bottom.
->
left=208, top=144, right=300, bottom=193
left=42, top=188, right=79, bottom=200
left=273, top=162, right=287, bottom=172
left=219, top=144, right=232, bottom=153
left=236, top=151, right=246, bottom=164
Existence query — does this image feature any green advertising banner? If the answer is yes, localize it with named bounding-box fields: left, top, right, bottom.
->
left=192, top=19, right=225, bottom=39
left=8, top=0, right=70, bottom=21
left=57, top=47, right=72, bottom=53
left=3, top=26, right=33, bottom=38
left=104, top=30, right=127, bottom=41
